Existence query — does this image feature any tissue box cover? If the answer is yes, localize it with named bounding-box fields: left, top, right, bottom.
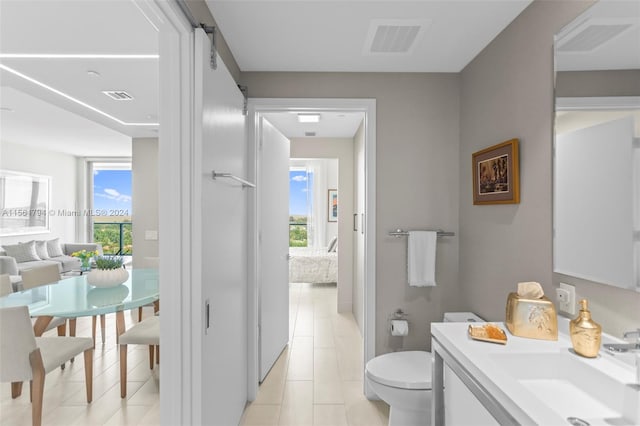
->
left=505, top=293, right=558, bottom=340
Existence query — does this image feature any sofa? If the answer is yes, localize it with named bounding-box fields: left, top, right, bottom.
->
left=0, top=238, right=103, bottom=288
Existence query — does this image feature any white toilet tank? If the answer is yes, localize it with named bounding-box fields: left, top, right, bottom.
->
left=443, top=312, right=483, bottom=323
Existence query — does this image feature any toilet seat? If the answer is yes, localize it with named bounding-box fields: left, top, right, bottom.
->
left=365, top=350, right=432, bottom=390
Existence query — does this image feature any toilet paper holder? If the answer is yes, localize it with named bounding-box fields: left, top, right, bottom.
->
left=388, top=309, right=410, bottom=325
left=389, top=309, right=410, bottom=336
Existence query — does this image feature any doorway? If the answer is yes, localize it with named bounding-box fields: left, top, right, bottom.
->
left=247, top=98, right=377, bottom=400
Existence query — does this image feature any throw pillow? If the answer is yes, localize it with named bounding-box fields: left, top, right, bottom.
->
left=47, top=238, right=64, bottom=258
left=3, top=241, right=41, bottom=263
left=35, top=240, right=50, bottom=259
left=327, top=236, right=338, bottom=253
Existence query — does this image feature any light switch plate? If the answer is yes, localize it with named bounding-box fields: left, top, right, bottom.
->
left=145, top=230, right=158, bottom=241
left=557, top=282, right=576, bottom=315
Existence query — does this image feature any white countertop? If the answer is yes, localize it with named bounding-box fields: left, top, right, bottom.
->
left=431, top=322, right=638, bottom=425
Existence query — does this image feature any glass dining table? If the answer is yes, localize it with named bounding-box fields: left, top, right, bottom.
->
left=0, top=268, right=159, bottom=338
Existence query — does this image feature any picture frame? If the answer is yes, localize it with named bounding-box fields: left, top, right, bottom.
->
left=472, top=139, right=520, bottom=205
left=0, top=170, right=51, bottom=236
left=328, top=189, right=338, bottom=222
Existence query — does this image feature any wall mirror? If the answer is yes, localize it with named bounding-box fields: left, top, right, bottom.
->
left=553, top=0, right=640, bottom=292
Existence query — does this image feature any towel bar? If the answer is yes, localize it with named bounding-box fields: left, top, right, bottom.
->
left=388, top=228, right=455, bottom=237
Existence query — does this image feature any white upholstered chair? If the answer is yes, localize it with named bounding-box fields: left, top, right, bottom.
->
left=0, top=306, right=94, bottom=426
left=118, top=315, right=159, bottom=398
left=0, top=273, right=12, bottom=297
left=20, top=264, right=68, bottom=337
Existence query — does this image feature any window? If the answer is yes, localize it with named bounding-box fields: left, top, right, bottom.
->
left=289, top=168, right=312, bottom=247
left=91, top=162, right=132, bottom=255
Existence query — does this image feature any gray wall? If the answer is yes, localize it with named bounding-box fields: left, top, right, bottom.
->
left=242, top=73, right=462, bottom=353
left=556, top=70, right=640, bottom=97
left=132, top=138, right=159, bottom=268
left=0, top=141, right=78, bottom=245
left=459, top=0, right=640, bottom=337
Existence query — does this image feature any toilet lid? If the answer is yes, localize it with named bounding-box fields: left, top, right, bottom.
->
left=365, top=351, right=432, bottom=390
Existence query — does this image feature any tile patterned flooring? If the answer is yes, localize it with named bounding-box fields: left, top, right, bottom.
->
left=1, top=283, right=386, bottom=426
left=1, top=310, right=160, bottom=426
left=240, top=283, right=389, bottom=426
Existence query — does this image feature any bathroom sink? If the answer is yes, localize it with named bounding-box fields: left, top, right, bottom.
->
left=491, top=351, right=639, bottom=425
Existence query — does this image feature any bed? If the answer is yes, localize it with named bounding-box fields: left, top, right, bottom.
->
left=288, top=247, right=338, bottom=284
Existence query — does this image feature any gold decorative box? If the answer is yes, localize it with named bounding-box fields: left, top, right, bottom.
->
left=505, top=292, right=558, bottom=340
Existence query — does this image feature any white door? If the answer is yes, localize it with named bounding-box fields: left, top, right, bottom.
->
left=195, top=29, right=248, bottom=425
left=258, top=117, right=290, bottom=381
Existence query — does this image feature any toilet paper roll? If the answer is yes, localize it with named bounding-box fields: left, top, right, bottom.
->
left=391, top=320, right=409, bottom=336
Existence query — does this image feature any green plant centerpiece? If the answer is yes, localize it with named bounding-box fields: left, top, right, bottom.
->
left=87, top=255, right=129, bottom=288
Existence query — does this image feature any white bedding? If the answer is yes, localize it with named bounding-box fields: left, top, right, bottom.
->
left=289, top=247, right=337, bottom=284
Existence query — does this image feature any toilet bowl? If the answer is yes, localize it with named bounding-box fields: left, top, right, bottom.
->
left=365, top=312, right=483, bottom=426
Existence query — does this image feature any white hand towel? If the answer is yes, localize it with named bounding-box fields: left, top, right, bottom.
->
left=408, top=231, right=437, bottom=287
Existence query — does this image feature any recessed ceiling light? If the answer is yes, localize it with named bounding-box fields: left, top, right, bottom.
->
left=87, top=70, right=101, bottom=77
left=0, top=107, right=14, bottom=113
left=298, top=113, right=320, bottom=123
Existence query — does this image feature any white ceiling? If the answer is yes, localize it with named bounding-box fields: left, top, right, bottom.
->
left=0, top=0, right=159, bottom=157
left=263, top=112, right=364, bottom=138
left=9, top=0, right=632, bottom=157
left=205, top=0, right=533, bottom=72
left=555, top=0, right=640, bottom=71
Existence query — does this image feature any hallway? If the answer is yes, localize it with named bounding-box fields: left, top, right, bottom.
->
left=241, top=283, right=389, bottom=426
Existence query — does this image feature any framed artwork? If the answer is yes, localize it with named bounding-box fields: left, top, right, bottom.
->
left=0, top=170, right=51, bottom=236
left=328, top=189, right=338, bottom=222
left=472, top=139, right=520, bottom=205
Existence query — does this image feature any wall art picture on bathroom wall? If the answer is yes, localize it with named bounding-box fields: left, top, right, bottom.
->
left=328, top=189, right=338, bottom=222
left=472, top=138, right=520, bottom=205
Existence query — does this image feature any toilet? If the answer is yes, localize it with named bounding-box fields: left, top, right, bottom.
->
left=365, top=312, right=484, bottom=426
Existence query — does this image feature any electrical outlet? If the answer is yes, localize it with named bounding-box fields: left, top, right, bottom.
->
left=556, top=283, right=576, bottom=315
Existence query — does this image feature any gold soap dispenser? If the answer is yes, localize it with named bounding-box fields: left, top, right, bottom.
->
left=570, top=299, right=602, bottom=358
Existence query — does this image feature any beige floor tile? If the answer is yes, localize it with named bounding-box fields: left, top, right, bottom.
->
left=287, top=338, right=314, bottom=381
left=313, top=319, right=335, bottom=348
left=313, top=380, right=344, bottom=404
left=313, top=348, right=341, bottom=382
left=280, top=381, right=313, bottom=425
left=313, top=404, right=349, bottom=426
left=137, top=400, right=161, bottom=426
left=241, top=403, right=281, bottom=426
left=103, top=405, right=157, bottom=426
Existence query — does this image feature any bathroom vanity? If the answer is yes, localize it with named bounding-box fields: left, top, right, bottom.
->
left=431, top=322, right=639, bottom=425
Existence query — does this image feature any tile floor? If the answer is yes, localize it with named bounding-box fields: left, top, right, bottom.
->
left=2, top=283, right=385, bottom=426
left=1, top=310, right=160, bottom=426
left=240, top=283, right=389, bottom=426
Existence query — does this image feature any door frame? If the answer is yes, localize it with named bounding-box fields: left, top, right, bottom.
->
left=141, top=1, right=194, bottom=425
left=246, top=98, right=377, bottom=399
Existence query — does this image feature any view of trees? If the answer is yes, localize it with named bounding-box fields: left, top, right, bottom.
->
left=289, top=215, right=307, bottom=247
left=94, top=221, right=133, bottom=255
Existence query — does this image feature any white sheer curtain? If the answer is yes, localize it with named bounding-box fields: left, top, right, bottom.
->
left=306, top=159, right=327, bottom=249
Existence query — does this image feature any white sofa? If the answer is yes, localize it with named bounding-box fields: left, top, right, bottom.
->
left=0, top=239, right=103, bottom=289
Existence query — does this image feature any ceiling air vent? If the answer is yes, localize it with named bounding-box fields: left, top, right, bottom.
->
left=305, top=132, right=316, bottom=137
left=102, top=90, right=134, bottom=101
left=557, top=23, right=633, bottom=52
left=364, top=19, right=431, bottom=55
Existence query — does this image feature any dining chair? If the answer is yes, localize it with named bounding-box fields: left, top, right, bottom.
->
left=21, top=265, right=68, bottom=337
left=118, top=315, right=159, bottom=398
left=0, top=305, right=94, bottom=426
left=0, top=274, right=12, bottom=297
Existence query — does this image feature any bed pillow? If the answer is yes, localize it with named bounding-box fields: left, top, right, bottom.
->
left=47, top=238, right=65, bottom=258
left=327, top=236, right=338, bottom=253
left=35, top=240, right=51, bottom=259
left=3, top=241, right=41, bottom=263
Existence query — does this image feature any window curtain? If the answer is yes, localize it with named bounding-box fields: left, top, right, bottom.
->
left=306, top=159, right=327, bottom=249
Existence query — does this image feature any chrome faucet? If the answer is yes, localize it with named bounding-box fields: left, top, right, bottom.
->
left=604, top=328, right=640, bottom=353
